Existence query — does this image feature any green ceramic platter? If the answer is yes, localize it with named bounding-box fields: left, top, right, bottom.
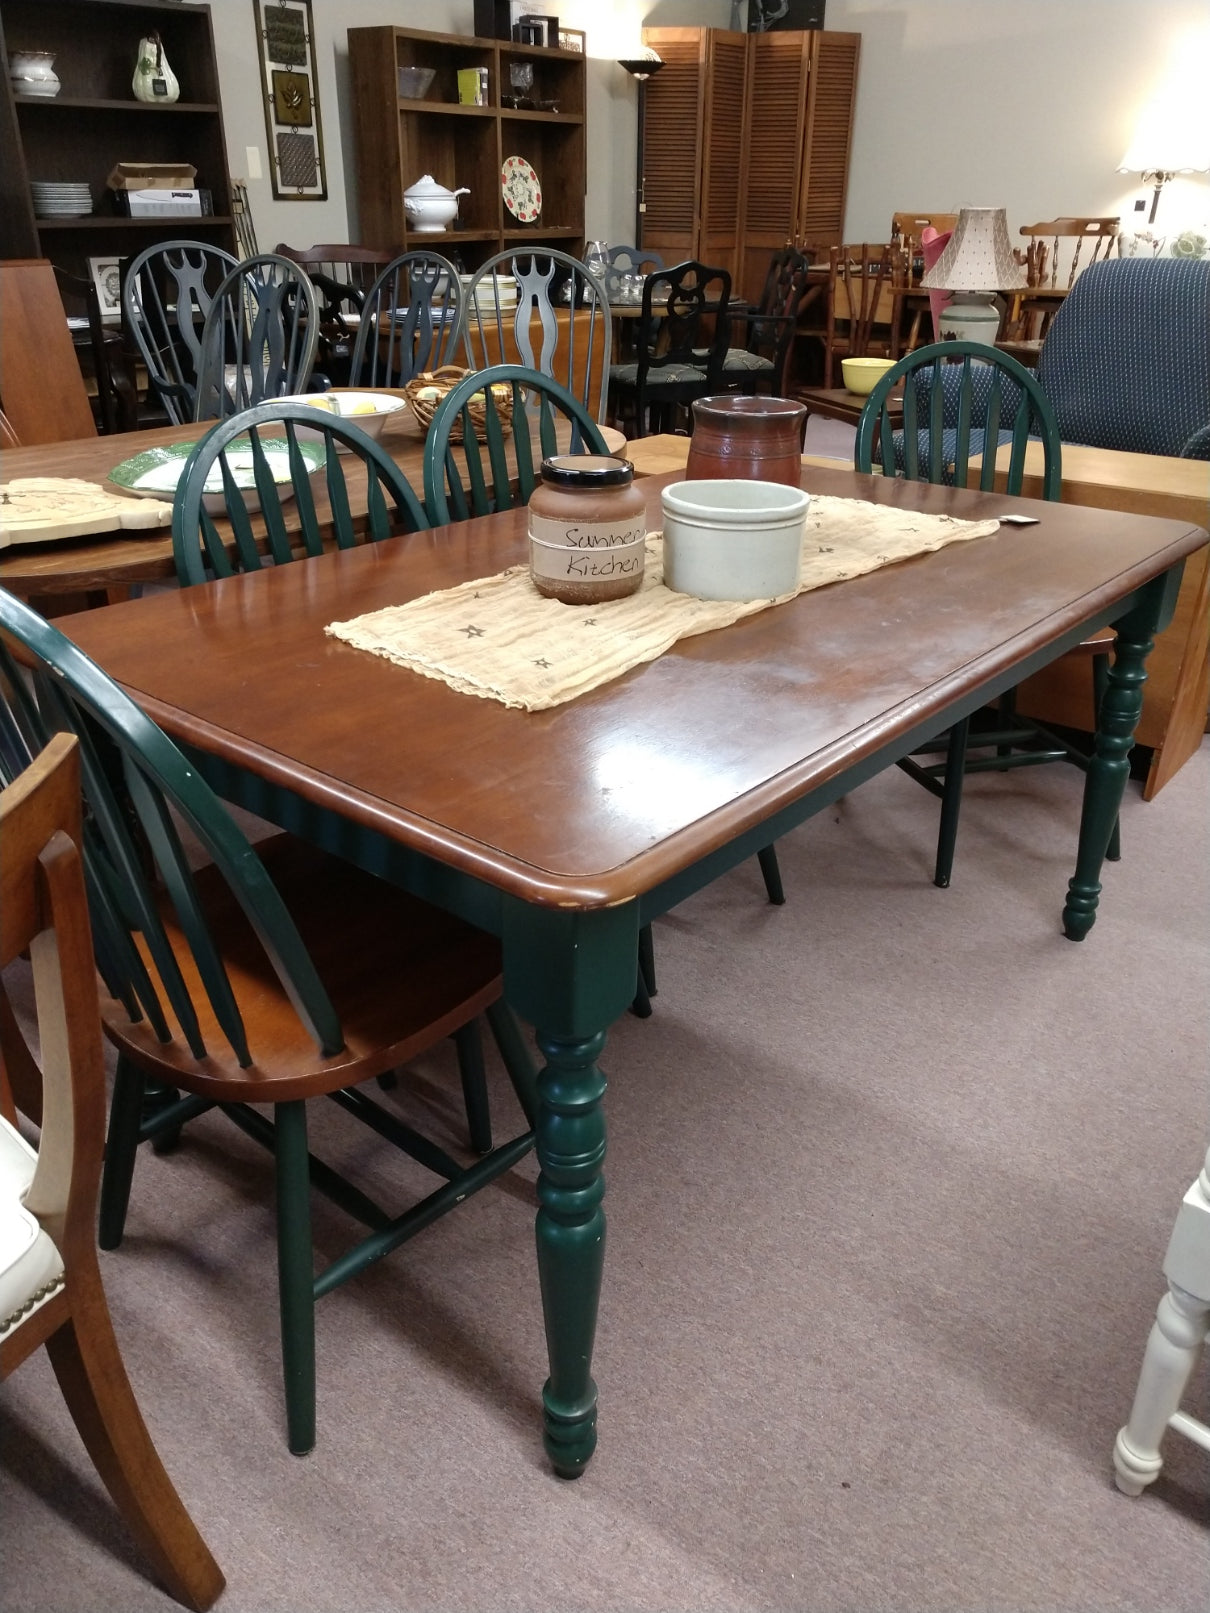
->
left=108, top=437, right=327, bottom=506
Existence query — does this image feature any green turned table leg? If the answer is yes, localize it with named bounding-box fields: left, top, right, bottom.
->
left=1063, top=567, right=1184, bottom=941
left=534, top=1028, right=607, bottom=1476
left=501, top=897, right=640, bottom=1477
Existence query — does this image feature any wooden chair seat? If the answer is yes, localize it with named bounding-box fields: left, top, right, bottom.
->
left=106, top=836, right=502, bottom=1104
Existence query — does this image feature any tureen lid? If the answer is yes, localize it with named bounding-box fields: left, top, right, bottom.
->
left=404, top=173, right=468, bottom=199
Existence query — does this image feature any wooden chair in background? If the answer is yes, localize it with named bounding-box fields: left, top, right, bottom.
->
left=193, top=252, right=320, bottom=420
left=1008, top=217, right=1120, bottom=341
left=722, top=247, right=817, bottom=397
left=348, top=250, right=463, bottom=388
left=0, top=733, right=224, bottom=1611
left=275, top=243, right=397, bottom=386
left=53, top=265, right=139, bottom=435
left=123, top=241, right=239, bottom=425
left=0, top=259, right=96, bottom=445
left=891, top=211, right=959, bottom=261
left=822, top=243, right=911, bottom=388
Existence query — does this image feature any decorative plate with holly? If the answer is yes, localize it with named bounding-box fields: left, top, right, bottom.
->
left=501, top=155, right=542, bottom=223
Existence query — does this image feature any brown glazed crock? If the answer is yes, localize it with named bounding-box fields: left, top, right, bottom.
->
left=685, top=395, right=807, bottom=486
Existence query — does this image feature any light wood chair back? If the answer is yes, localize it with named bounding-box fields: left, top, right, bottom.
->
left=1016, top=217, right=1120, bottom=290
left=891, top=212, right=959, bottom=255
left=0, top=259, right=96, bottom=444
left=0, top=732, right=224, bottom=1610
left=824, top=243, right=910, bottom=387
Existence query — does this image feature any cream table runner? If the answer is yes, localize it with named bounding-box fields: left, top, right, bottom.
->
left=325, top=494, right=1001, bottom=712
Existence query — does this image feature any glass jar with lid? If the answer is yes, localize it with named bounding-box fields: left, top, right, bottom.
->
left=528, top=454, right=647, bottom=605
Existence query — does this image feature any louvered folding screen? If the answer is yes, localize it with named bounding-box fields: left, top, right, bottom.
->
left=699, top=32, right=748, bottom=283
left=799, top=31, right=860, bottom=247
left=640, top=28, right=860, bottom=306
left=639, top=31, right=706, bottom=266
left=739, top=31, right=811, bottom=305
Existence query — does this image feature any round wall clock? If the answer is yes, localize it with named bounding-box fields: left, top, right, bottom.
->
left=501, top=155, right=542, bottom=223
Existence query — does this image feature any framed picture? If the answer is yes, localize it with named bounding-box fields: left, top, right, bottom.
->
left=558, top=28, right=585, bottom=53
left=252, top=0, right=328, bottom=201
left=88, top=255, right=122, bottom=319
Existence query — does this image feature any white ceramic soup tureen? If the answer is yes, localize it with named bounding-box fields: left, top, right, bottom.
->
left=403, top=174, right=469, bottom=233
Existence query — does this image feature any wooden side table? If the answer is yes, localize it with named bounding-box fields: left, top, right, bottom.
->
left=791, top=384, right=904, bottom=430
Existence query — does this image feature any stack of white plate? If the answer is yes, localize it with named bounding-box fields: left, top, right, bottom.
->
left=459, top=272, right=518, bottom=312
left=31, top=180, right=93, bottom=218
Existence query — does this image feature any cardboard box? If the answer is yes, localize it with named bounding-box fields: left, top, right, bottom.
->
left=106, top=162, right=197, bottom=191
left=117, top=188, right=204, bottom=217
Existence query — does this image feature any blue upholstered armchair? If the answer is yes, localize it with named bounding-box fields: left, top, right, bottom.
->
left=1036, top=258, right=1210, bottom=458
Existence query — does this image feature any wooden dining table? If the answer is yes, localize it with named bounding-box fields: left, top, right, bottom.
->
left=0, top=402, right=608, bottom=605
left=57, top=462, right=1207, bottom=1478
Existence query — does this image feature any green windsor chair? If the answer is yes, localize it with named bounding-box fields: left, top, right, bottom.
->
left=171, top=399, right=430, bottom=585
left=854, top=339, right=1119, bottom=887
left=422, top=362, right=609, bottom=525
left=421, top=365, right=704, bottom=1019
left=0, top=590, right=538, bottom=1457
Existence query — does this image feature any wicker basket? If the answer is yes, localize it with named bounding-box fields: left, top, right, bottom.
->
left=403, top=365, right=514, bottom=442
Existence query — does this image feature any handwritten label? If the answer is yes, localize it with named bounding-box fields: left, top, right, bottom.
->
left=529, top=511, right=646, bottom=550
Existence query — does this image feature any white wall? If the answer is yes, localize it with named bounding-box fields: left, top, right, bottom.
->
left=201, top=0, right=1209, bottom=255
left=824, top=0, right=1210, bottom=243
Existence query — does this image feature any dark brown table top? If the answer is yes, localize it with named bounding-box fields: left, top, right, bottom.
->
left=59, top=467, right=1207, bottom=912
left=0, top=406, right=595, bottom=598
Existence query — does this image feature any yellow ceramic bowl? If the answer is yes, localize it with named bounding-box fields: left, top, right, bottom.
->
left=841, top=357, right=897, bottom=395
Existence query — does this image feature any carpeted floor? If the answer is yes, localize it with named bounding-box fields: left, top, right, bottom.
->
left=3, top=740, right=1207, bottom=1612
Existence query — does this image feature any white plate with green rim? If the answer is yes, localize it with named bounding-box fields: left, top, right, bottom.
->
left=108, top=437, right=327, bottom=516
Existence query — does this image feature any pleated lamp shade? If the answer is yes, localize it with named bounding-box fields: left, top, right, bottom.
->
left=921, top=207, right=1026, bottom=293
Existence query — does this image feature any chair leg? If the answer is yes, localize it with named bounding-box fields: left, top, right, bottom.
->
left=1113, top=1282, right=1210, bottom=1495
left=933, top=717, right=970, bottom=889
left=98, top=1054, right=146, bottom=1250
left=630, top=924, right=656, bottom=1018
left=638, top=923, right=657, bottom=999
left=274, top=1100, right=317, bottom=1456
left=1092, top=653, right=1122, bottom=862
left=45, top=1272, right=225, bottom=1609
left=757, top=844, right=786, bottom=905
left=453, top=1020, right=493, bottom=1154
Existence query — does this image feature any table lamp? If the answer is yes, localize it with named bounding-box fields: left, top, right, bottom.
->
left=1117, top=97, right=1210, bottom=224
left=920, top=207, right=1026, bottom=346
left=618, top=50, right=664, bottom=247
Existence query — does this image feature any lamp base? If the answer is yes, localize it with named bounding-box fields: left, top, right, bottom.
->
left=936, top=297, right=1001, bottom=347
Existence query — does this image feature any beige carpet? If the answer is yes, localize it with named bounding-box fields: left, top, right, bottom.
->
left=2, top=742, right=1207, bottom=1612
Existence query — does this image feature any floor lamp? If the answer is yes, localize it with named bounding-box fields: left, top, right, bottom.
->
left=618, top=53, right=664, bottom=248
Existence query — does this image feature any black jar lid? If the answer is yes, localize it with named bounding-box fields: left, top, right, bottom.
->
left=539, top=454, right=634, bottom=488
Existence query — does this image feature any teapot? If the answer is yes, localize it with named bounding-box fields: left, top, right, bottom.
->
left=403, top=174, right=469, bottom=234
